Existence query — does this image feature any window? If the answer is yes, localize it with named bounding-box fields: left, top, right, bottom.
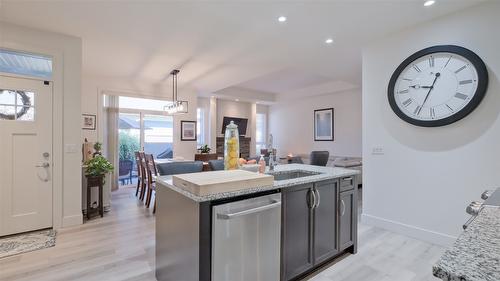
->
left=197, top=108, right=205, bottom=147
left=0, top=89, right=35, bottom=121
left=256, top=113, right=267, bottom=154
left=0, top=49, right=52, bottom=79
left=119, top=96, right=172, bottom=112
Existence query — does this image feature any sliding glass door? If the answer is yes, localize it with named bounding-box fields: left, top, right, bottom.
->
left=118, top=113, right=140, bottom=186
left=144, top=114, right=173, bottom=159
left=105, top=95, right=174, bottom=188
left=117, top=112, right=173, bottom=187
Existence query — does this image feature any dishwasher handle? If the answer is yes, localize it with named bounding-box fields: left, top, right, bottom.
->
left=217, top=200, right=281, bottom=220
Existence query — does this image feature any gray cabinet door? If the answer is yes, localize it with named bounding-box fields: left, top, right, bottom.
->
left=313, top=180, right=339, bottom=264
left=339, top=190, right=355, bottom=250
left=282, top=183, right=314, bottom=281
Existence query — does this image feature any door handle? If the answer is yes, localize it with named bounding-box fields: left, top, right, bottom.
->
left=35, top=162, right=51, bottom=182
left=217, top=200, right=281, bottom=220
left=36, top=162, right=50, bottom=168
left=340, top=199, right=346, bottom=216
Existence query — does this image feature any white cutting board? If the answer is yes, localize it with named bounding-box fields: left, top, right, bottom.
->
left=172, top=170, right=274, bottom=196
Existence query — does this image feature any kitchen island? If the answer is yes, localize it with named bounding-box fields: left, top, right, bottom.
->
left=155, top=164, right=359, bottom=281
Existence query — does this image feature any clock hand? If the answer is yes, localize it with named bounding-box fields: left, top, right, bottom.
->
left=409, top=85, right=433, bottom=89
left=418, top=73, right=440, bottom=115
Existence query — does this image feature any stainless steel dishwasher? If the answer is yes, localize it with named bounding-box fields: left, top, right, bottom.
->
left=212, top=193, right=281, bottom=281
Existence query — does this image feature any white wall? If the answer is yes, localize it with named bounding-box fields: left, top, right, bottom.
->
left=269, top=90, right=362, bottom=158
left=257, top=103, right=269, bottom=141
left=0, top=21, right=83, bottom=228
left=362, top=1, right=500, bottom=246
left=81, top=74, right=198, bottom=160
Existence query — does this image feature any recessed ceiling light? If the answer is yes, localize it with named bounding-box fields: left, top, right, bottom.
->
left=278, top=16, right=287, bottom=22
left=235, top=99, right=240, bottom=102
left=325, top=38, right=334, bottom=44
left=424, top=0, right=435, bottom=7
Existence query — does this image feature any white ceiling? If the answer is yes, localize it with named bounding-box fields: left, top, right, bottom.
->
left=237, top=68, right=332, bottom=94
left=0, top=0, right=484, bottom=101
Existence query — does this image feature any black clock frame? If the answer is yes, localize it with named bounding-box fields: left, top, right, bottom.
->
left=388, top=45, right=488, bottom=127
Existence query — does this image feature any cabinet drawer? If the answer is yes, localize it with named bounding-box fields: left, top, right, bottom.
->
left=339, top=176, right=355, bottom=192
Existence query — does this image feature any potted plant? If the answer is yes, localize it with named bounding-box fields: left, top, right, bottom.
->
left=84, top=155, right=114, bottom=185
left=198, top=144, right=211, bottom=154
left=93, top=142, right=103, bottom=157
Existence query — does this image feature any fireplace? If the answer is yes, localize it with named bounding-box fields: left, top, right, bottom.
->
left=216, top=137, right=251, bottom=159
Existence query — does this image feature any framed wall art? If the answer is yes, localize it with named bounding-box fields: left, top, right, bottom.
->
left=181, top=120, right=197, bottom=141
left=314, top=108, right=334, bottom=141
left=82, top=114, right=96, bottom=130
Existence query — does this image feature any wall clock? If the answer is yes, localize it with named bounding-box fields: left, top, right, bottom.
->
left=388, top=45, right=488, bottom=127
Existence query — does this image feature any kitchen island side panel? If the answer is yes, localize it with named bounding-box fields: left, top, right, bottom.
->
left=156, top=186, right=200, bottom=281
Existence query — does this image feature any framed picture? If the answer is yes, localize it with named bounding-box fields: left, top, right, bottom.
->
left=181, top=120, right=197, bottom=141
left=314, top=108, right=334, bottom=141
left=82, top=114, right=96, bottom=130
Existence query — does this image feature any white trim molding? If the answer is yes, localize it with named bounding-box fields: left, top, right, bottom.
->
left=62, top=214, right=84, bottom=228
left=361, top=213, right=457, bottom=247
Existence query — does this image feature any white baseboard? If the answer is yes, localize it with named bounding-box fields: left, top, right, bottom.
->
left=361, top=213, right=457, bottom=247
left=61, top=213, right=83, bottom=228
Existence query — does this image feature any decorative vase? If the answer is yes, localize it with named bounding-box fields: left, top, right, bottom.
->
left=224, top=121, right=240, bottom=170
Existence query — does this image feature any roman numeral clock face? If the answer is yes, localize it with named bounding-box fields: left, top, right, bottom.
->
left=388, top=46, right=488, bottom=127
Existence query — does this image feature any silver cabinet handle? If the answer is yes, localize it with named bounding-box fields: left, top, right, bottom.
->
left=315, top=189, right=320, bottom=208
left=217, top=200, right=281, bottom=220
left=340, top=199, right=346, bottom=216
left=310, top=188, right=317, bottom=209
left=463, top=216, right=477, bottom=230
left=342, top=177, right=353, bottom=181
left=36, top=162, right=50, bottom=168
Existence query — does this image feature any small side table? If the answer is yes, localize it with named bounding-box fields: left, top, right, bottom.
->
left=86, top=175, right=104, bottom=220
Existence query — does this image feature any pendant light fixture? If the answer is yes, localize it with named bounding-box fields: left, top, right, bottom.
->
left=164, top=69, right=188, bottom=114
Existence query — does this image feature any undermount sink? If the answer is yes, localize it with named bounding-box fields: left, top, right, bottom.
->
left=267, top=170, right=321, bottom=181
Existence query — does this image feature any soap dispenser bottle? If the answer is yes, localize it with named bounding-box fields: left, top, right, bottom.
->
left=258, top=155, right=266, bottom=173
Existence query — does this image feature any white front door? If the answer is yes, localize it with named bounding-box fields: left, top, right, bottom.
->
left=0, top=76, right=53, bottom=236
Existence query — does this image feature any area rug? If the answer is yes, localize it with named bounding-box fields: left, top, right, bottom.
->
left=0, top=229, right=56, bottom=259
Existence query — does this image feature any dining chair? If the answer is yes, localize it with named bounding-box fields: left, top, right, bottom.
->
left=135, top=151, right=147, bottom=200
left=144, top=153, right=158, bottom=210
left=310, top=151, right=330, bottom=166
left=208, top=159, right=224, bottom=171
left=118, top=159, right=133, bottom=185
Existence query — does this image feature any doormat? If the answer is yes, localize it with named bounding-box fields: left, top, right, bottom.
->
left=0, top=229, right=56, bottom=259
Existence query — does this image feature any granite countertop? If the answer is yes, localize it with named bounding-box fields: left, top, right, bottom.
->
left=156, top=164, right=359, bottom=202
left=433, top=206, right=500, bottom=281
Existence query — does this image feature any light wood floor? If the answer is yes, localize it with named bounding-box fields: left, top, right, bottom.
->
left=0, top=187, right=444, bottom=281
